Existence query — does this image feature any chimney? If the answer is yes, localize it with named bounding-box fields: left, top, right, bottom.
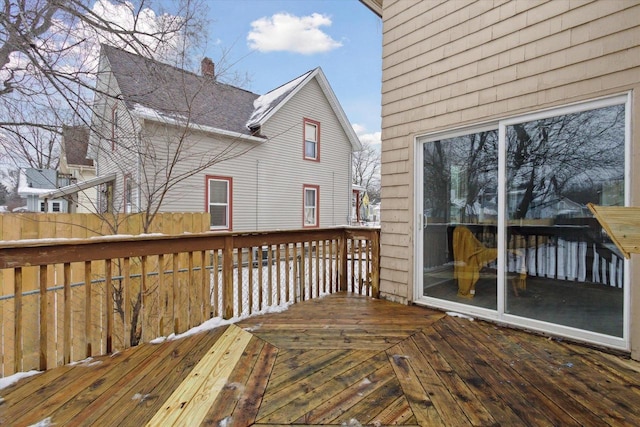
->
left=201, top=57, right=215, bottom=79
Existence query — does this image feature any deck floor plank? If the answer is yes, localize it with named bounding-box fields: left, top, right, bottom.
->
left=433, top=318, right=558, bottom=426
left=82, top=326, right=225, bottom=427
left=507, top=323, right=640, bottom=426
left=256, top=350, right=378, bottom=424
left=2, top=293, right=640, bottom=426
left=458, top=317, right=600, bottom=427
left=145, top=325, right=252, bottom=426
left=410, top=330, right=498, bottom=426
left=2, top=341, right=159, bottom=426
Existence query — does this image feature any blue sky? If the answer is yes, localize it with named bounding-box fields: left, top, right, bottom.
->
left=203, top=0, right=382, bottom=145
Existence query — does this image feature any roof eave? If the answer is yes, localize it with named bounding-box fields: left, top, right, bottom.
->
left=251, top=68, right=362, bottom=152
left=133, top=109, right=266, bottom=143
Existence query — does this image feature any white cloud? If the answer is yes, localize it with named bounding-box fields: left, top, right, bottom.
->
left=247, top=13, right=342, bottom=55
left=352, top=123, right=381, bottom=148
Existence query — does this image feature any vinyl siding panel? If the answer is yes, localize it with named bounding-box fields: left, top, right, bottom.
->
left=142, top=78, right=353, bottom=231
left=377, top=0, right=640, bottom=316
left=91, top=55, right=140, bottom=215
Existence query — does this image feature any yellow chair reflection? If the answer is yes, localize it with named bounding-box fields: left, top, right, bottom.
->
left=453, top=226, right=526, bottom=298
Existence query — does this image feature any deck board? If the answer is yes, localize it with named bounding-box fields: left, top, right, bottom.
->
left=1, top=293, right=640, bottom=426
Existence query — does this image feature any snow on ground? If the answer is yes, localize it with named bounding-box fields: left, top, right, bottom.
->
left=0, top=369, right=41, bottom=391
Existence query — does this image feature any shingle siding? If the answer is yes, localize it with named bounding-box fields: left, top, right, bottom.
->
left=377, top=0, right=640, bottom=317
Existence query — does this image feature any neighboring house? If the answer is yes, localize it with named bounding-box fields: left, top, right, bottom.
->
left=17, top=168, right=68, bottom=212
left=361, top=1, right=640, bottom=358
left=57, top=125, right=97, bottom=213
left=89, top=45, right=361, bottom=231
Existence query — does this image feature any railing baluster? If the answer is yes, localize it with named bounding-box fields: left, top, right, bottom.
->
left=237, top=248, right=243, bottom=317
left=188, top=252, right=195, bottom=328
left=201, top=251, right=208, bottom=321
left=172, top=253, right=179, bottom=333
left=122, top=258, right=131, bottom=349
left=276, top=245, right=281, bottom=305
left=14, top=267, right=23, bottom=373
left=222, top=236, right=234, bottom=319
left=267, top=245, right=273, bottom=306
left=315, top=241, right=320, bottom=297
left=105, top=259, right=113, bottom=354
left=63, top=262, right=71, bottom=363
left=248, top=247, right=254, bottom=314
left=285, top=244, right=290, bottom=303
left=258, top=246, right=264, bottom=310
left=292, top=243, right=299, bottom=302
left=39, top=265, right=48, bottom=370
left=213, top=249, right=219, bottom=318
left=85, top=261, right=92, bottom=357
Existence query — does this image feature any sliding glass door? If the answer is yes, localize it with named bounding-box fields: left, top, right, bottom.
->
left=417, top=96, right=629, bottom=347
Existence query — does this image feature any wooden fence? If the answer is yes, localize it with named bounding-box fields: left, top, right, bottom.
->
left=0, top=226, right=380, bottom=377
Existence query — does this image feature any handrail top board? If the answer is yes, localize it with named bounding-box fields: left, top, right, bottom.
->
left=587, top=203, right=640, bottom=259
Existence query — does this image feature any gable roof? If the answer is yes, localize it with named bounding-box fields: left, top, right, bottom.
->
left=101, top=44, right=260, bottom=138
left=247, top=67, right=362, bottom=152
left=102, top=45, right=361, bottom=151
left=359, top=0, right=382, bottom=17
left=61, top=125, right=93, bottom=167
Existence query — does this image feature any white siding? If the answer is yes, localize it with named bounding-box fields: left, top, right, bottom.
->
left=142, top=78, right=354, bottom=231
left=91, top=54, right=142, bottom=214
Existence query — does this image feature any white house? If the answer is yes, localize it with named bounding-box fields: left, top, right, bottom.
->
left=89, top=45, right=361, bottom=231
left=17, top=168, right=68, bottom=213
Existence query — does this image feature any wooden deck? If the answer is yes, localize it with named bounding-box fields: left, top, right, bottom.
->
left=2, top=293, right=640, bottom=426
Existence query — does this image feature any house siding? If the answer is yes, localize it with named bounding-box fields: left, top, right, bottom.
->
left=378, top=0, right=640, bottom=356
left=144, top=78, right=353, bottom=231
left=91, top=54, right=140, bottom=214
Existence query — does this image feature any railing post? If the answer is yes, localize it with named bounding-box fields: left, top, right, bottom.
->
left=223, top=235, right=234, bottom=319
left=371, top=229, right=380, bottom=298
left=339, top=232, right=348, bottom=292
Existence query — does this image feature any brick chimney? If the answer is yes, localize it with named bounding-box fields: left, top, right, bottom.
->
left=201, top=57, right=215, bottom=79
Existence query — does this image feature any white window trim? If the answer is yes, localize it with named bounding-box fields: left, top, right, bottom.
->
left=303, top=185, right=319, bottom=227
left=208, top=176, right=232, bottom=230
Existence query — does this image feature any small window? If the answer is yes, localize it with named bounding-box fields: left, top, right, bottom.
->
left=51, top=202, right=61, bottom=212
left=207, top=176, right=232, bottom=230
left=304, top=118, right=320, bottom=161
left=303, top=184, right=319, bottom=227
left=40, top=202, right=45, bottom=212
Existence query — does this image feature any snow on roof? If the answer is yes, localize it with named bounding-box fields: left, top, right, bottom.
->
left=17, top=169, right=56, bottom=196
left=246, top=70, right=313, bottom=128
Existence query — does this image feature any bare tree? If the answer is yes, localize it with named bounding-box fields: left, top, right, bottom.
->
left=352, top=140, right=380, bottom=202
left=0, top=0, right=206, bottom=171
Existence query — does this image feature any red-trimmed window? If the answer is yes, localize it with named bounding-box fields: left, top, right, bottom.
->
left=303, top=118, right=320, bottom=161
left=206, top=175, right=232, bottom=230
left=111, top=105, right=118, bottom=151
left=303, top=184, right=319, bottom=228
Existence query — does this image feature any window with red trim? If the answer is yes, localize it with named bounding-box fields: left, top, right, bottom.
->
left=303, top=184, right=319, bottom=227
left=303, top=118, right=320, bottom=161
left=206, top=175, right=232, bottom=230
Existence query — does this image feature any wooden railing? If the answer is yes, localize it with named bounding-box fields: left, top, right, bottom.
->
left=0, top=227, right=380, bottom=377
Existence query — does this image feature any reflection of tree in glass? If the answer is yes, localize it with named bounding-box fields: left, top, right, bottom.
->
left=424, top=131, right=498, bottom=223
left=507, top=105, right=624, bottom=219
